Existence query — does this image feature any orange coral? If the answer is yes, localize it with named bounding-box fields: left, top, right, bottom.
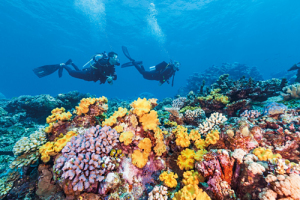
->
left=131, top=150, right=149, bottom=168
left=75, top=97, right=107, bottom=116
left=114, top=125, right=123, bottom=133
left=138, top=138, right=152, bottom=153
left=139, top=110, right=160, bottom=131
left=46, top=107, right=72, bottom=124
left=131, top=98, right=151, bottom=117
left=102, top=107, right=128, bottom=127
left=153, top=128, right=167, bottom=156
left=159, top=171, right=178, bottom=188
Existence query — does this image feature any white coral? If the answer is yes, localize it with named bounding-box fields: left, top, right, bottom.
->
left=13, top=129, right=47, bottom=155
left=148, top=185, right=168, bottom=200
left=281, top=83, right=300, bottom=100
left=198, top=112, right=227, bottom=135
left=232, top=149, right=247, bottom=164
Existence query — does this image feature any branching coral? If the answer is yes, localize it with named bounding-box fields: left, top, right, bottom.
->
left=198, top=112, right=227, bottom=135
left=55, top=125, right=120, bottom=193
left=148, top=185, right=168, bottom=200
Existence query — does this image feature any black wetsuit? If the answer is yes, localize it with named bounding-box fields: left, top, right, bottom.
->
left=132, top=61, right=176, bottom=85
left=63, top=59, right=117, bottom=84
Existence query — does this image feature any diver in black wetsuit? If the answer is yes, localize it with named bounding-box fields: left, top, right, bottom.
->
left=121, top=46, right=180, bottom=86
left=288, top=62, right=300, bottom=83
left=33, top=52, right=120, bottom=85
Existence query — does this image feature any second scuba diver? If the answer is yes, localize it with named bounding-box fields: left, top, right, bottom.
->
left=33, top=52, right=120, bottom=85
left=121, top=46, right=180, bottom=86
left=288, top=62, right=300, bottom=83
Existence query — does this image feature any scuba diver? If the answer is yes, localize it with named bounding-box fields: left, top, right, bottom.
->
left=33, top=52, right=120, bottom=85
left=288, top=62, right=300, bottom=83
left=121, top=46, right=180, bottom=86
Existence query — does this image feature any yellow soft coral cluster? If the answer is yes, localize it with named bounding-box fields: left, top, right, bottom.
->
left=194, top=129, right=219, bottom=150
left=46, top=107, right=72, bottom=123
left=154, top=128, right=167, bottom=156
left=173, top=184, right=211, bottom=200
left=253, top=147, right=282, bottom=161
left=131, top=98, right=152, bottom=117
left=39, top=131, right=77, bottom=163
left=182, top=170, right=205, bottom=185
left=159, top=171, right=178, bottom=188
left=102, top=107, right=128, bottom=127
left=177, top=149, right=208, bottom=170
left=189, top=129, right=201, bottom=141
left=131, top=138, right=152, bottom=168
left=173, top=126, right=190, bottom=148
left=119, top=131, right=134, bottom=145
left=75, top=97, right=108, bottom=115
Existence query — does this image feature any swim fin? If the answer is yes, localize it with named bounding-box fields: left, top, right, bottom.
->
left=122, top=46, right=134, bottom=61
left=65, top=59, right=72, bottom=65
left=33, top=64, right=60, bottom=78
left=58, top=66, right=63, bottom=78
left=288, top=63, right=300, bottom=71
left=121, top=61, right=143, bottom=68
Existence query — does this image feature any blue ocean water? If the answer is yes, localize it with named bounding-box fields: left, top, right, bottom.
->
left=0, top=0, right=300, bottom=100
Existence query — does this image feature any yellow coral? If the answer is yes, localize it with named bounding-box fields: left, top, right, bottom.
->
left=159, top=171, right=178, bottom=188
left=139, top=110, right=160, bottom=131
left=194, top=139, right=206, bottom=150
left=173, top=126, right=190, bottom=148
left=198, top=88, right=229, bottom=105
left=138, top=138, right=152, bottom=153
left=45, top=123, right=54, bottom=134
left=205, top=129, right=219, bottom=146
left=75, top=97, right=108, bottom=115
left=131, top=98, right=151, bottom=117
left=189, top=129, right=201, bottom=141
left=253, top=147, right=282, bottom=161
left=173, top=184, right=211, bottom=200
left=39, top=131, right=77, bottom=163
left=154, top=128, right=167, bottom=156
left=194, top=149, right=208, bottom=161
left=177, top=149, right=196, bottom=170
left=119, top=131, right=134, bottom=145
left=102, top=107, right=128, bottom=127
left=114, top=125, right=123, bottom=133
left=46, top=107, right=72, bottom=124
left=131, top=150, right=149, bottom=168
left=164, top=120, right=178, bottom=127
left=182, top=170, right=205, bottom=185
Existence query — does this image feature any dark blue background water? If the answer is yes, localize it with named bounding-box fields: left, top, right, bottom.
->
left=1, top=0, right=300, bottom=100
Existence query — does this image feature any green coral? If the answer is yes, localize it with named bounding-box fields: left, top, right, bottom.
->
left=164, top=120, right=178, bottom=127
left=179, top=106, right=201, bottom=113
left=198, top=88, right=230, bottom=104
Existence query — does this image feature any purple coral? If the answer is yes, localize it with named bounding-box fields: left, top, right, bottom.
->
left=55, top=125, right=120, bottom=192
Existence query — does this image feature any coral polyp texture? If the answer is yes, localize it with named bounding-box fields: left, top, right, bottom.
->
left=3, top=77, right=300, bottom=200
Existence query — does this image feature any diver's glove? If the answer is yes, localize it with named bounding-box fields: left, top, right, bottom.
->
left=107, top=76, right=113, bottom=85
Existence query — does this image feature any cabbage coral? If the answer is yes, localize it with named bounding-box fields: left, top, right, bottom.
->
left=205, top=129, right=219, bottom=146
left=182, top=170, right=205, bottom=185
left=159, top=171, right=178, bottom=188
left=173, top=184, right=211, bottom=200
left=189, top=129, right=201, bottom=141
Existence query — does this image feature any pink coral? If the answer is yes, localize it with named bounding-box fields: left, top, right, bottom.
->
left=55, top=125, right=120, bottom=193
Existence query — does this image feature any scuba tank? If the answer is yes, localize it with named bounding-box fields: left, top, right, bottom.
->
left=149, top=66, right=156, bottom=71
left=82, top=53, right=106, bottom=69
